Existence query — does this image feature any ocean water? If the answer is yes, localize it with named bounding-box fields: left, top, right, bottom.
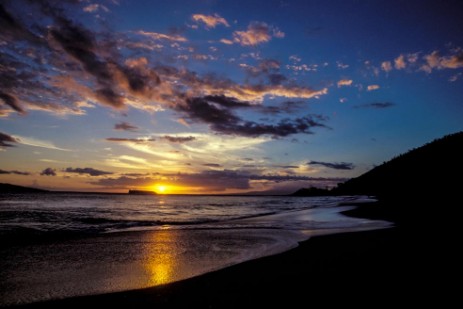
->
left=0, top=194, right=390, bottom=306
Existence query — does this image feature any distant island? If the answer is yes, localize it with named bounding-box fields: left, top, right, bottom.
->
left=128, top=189, right=158, bottom=195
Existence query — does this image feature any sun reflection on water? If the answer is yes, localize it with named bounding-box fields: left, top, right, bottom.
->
left=143, top=230, right=178, bottom=286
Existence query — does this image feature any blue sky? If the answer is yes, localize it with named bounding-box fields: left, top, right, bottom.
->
left=1, top=0, right=462, bottom=193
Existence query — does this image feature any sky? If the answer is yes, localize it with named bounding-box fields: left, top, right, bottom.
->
left=1, top=0, right=463, bottom=194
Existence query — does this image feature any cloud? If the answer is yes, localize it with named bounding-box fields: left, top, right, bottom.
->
left=13, top=135, right=69, bottom=151
left=219, top=39, right=234, bottom=45
left=191, top=14, right=229, bottom=28
left=49, top=19, right=125, bottom=108
left=232, top=22, right=284, bottom=46
left=449, top=73, right=462, bottom=82
left=337, top=79, right=353, bottom=87
left=64, top=167, right=113, bottom=176
left=1, top=0, right=330, bottom=147
left=203, top=163, right=222, bottom=167
left=308, top=161, right=355, bottom=170
left=40, top=168, right=56, bottom=176
left=83, top=4, right=109, bottom=13
left=114, top=121, right=139, bottom=132
left=241, top=59, right=287, bottom=85
left=90, top=176, right=157, bottom=189
left=1, top=0, right=329, bottom=125
left=248, top=174, right=346, bottom=182
left=90, top=169, right=347, bottom=192
left=0, top=3, right=38, bottom=42
left=337, top=61, right=349, bottom=69
left=161, top=135, right=196, bottom=143
left=0, top=2, right=166, bottom=115
left=178, top=96, right=328, bottom=137
left=421, top=50, right=463, bottom=73
left=258, top=101, right=307, bottom=115
left=394, top=55, right=406, bottom=70
left=184, top=73, right=328, bottom=101
left=0, top=169, right=30, bottom=175
left=355, top=102, right=395, bottom=109
left=381, top=61, right=393, bottom=72
left=367, top=85, right=380, bottom=91
left=0, top=92, right=25, bottom=114
left=135, top=30, right=187, bottom=42
left=105, top=137, right=156, bottom=143
left=0, top=131, right=18, bottom=148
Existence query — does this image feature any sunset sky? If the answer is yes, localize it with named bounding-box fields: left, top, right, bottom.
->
left=1, top=0, right=462, bottom=194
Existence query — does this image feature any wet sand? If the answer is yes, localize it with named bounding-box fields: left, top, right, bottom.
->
left=10, top=202, right=457, bottom=308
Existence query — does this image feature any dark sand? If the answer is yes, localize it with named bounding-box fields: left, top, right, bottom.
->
left=11, top=202, right=457, bottom=308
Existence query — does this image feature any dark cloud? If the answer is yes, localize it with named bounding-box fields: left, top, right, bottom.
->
left=355, top=102, right=395, bottom=109
left=40, top=168, right=56, bottom=176
left=268, top=73, right=287, bottom=85
left=161, top=135, right=196, bottom=143
left=249, top=174, right=346, bottom=182
left=122, top=173, right=151, bottom=177
left=0, top=131, right=18, bottom=148
left=309, top=161, right=355, bottom=170
left=0, top=169, right=30, bottom=175
left=179, top=96, right=328, bottom=137
left=0, top=3, right=38, bottom=42
left=0, top=1, right=163, bottom=114
left=1, top=0, right=329, bottom=133
left=64, top=167, right=113, bottom=176
left=203, top=163, right=222, bottom=167
left=114, top=122, right=139, bottom=132
left=243, top=59, right=287, bottom=85
left=201, top=95, right=252, bottom=109
left=89, top=176, right=157, bottom=189
left=106, top=137, right=156, bottom=143
left=90, top=170, right=346, bottom=192
left=0, top=92, right=25, bottom=114
left=260, top=101, right=307, bottom=115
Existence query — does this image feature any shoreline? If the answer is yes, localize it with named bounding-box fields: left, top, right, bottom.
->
left=14, top=227, right=409, bottom=308
left=7, top=200, right=453, bottom=308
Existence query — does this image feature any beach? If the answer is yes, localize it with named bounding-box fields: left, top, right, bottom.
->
left=8, top=200, right=454, bottom=308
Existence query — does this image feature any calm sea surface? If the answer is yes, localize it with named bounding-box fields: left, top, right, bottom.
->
left=0, top=194, right=390, bottom=305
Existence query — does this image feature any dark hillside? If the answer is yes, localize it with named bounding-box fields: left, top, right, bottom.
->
left=335, top=132, right=463, bottom=198
left=0, top=183, right=48, bottom=194
left=334, top=132, right=463, bottom=225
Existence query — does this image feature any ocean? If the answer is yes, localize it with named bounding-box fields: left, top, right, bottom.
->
left=0, top=193, right=390, bottom=306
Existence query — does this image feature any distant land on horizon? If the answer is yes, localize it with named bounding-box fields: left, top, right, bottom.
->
left=0, top=183, right=49, bottom=194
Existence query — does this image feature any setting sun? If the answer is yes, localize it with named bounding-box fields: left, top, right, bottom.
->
left=157, top=186, right=166, bottom=193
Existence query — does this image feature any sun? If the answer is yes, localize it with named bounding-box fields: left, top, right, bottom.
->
left=157, top=185, right=166, bottom=193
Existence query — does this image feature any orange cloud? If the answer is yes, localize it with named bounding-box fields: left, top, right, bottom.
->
left=83, top=4, right=109, bottom=13
left=337, top=79, right=353, bottom=87
left=191, top=14, right=229, bottom=28
left=367, top=85, right=380, bottom=91
left=394, top=55, right=406, bottom=70
left=381, top=61, right=392, bottom=72
left=219, top=39, right=233, bottom=45
left=232, top=22, right=284, bottom=46
left=136, top=30, right=187, bottom=42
